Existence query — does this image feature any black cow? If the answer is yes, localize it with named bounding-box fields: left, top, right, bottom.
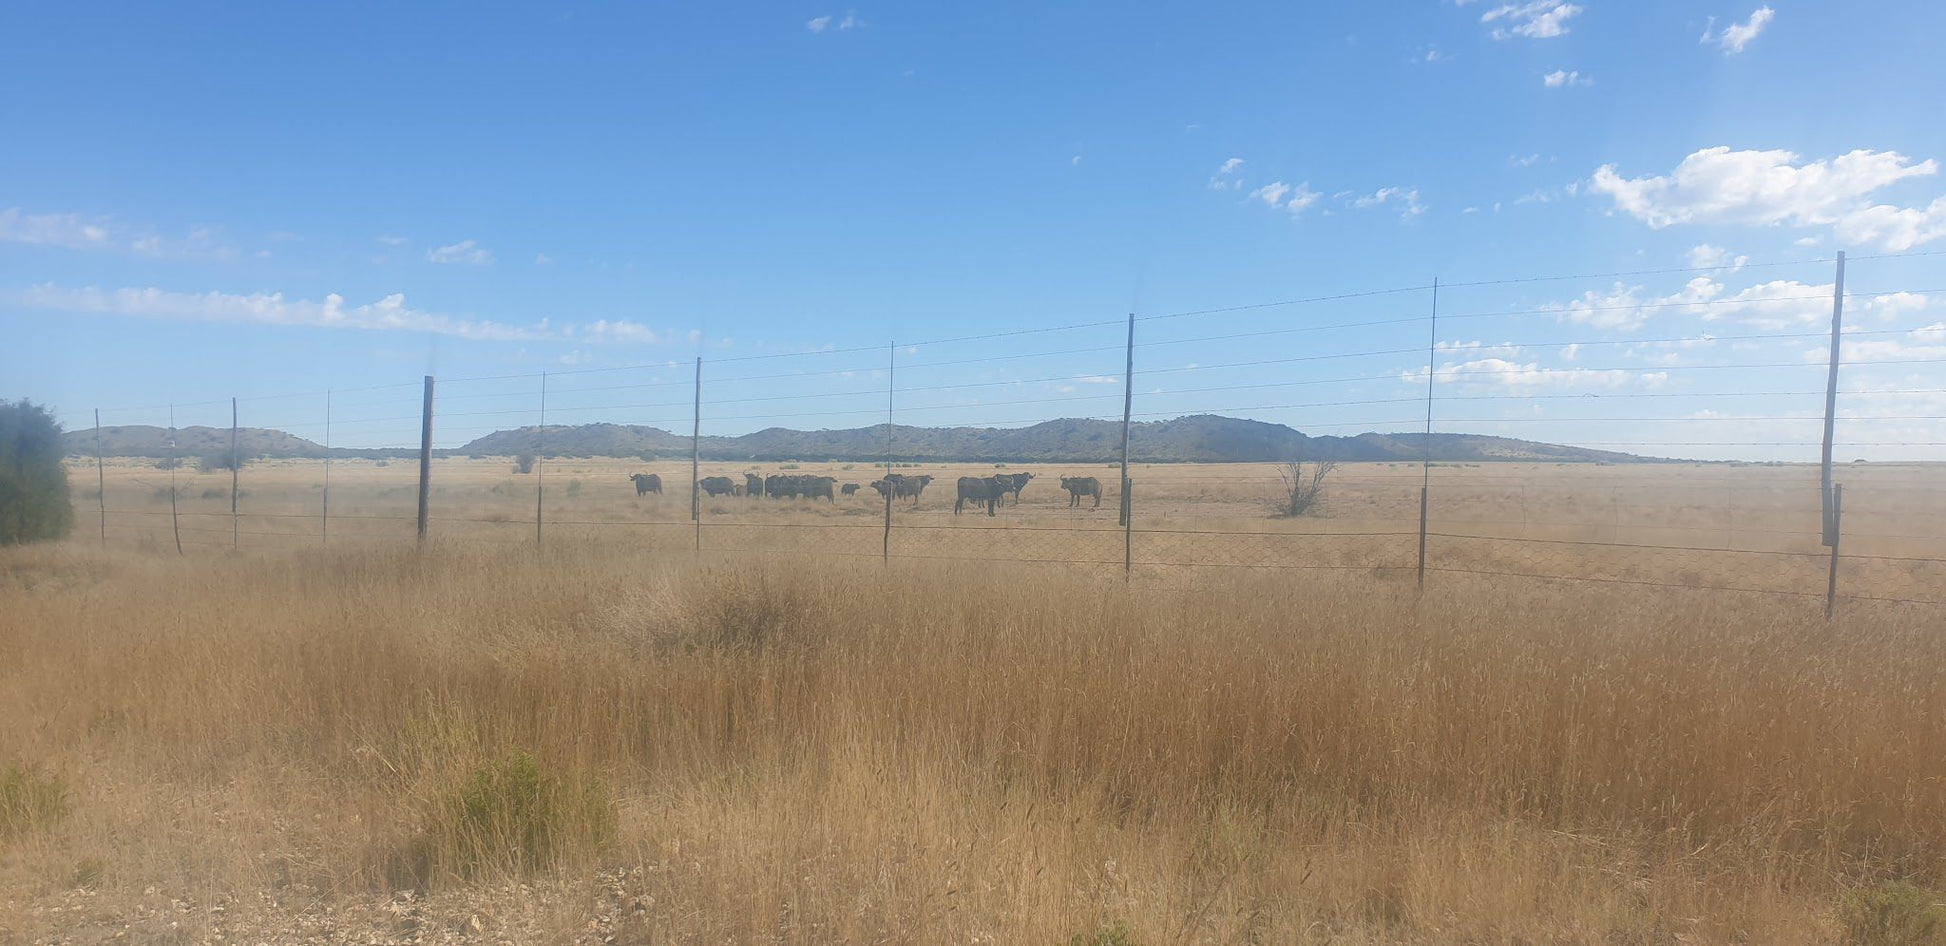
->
left=745, top=473, right=764, bottom=497
left=630, top=473, right=662, bottom=496
left=841, top=483, right=861, bottom=496
left=993, top=472, right=1033, bottom=505
left=895, top=473, right=933, bottom=504
left=698, top=476, right=738, bottom=497
left=802, top=476, right=837, bottom=502
left=765, top=474, right=799, bottom=499
left=1059, top=476, right=1102, bottom=508
left=954, top=475, right=1005, bottom=516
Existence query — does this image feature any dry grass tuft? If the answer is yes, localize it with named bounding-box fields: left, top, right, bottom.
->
left=0, top=765, right=70, bottom=839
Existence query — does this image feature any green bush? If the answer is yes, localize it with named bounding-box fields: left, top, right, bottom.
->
left=196, top=451, right=244, bottom=474
left=1839, top=882, right=1946, bottom=945
left=0, top=764, right=71, bottom=838
left=0, top=400, right=74, bottom=546
left=411, top=751, right=612, bottom=884
left=1066, top=921, right=1140, bottom=946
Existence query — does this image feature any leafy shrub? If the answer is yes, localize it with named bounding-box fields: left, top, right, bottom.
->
left=1839, top=882, right=1946, bottom=945
left=1066, top=921, right=1140, bottom=946
left=70, top=856, right=104, bottom=890
left=0, top=400, right=74, bottom=546
left=409, top=751, right=612, bottom=884
left=196, top=451, right=245, bottom=474
left=0, top=764, right=71, bottom=838
left=513, top=452, right=536, bottom=474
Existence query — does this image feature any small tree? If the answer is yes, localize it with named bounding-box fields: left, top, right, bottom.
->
left=0, top=400, right=75, bottom=545
left=513, top=451, right=536, bottom=474
left=196, top=451, right=246, bottom=474
left=1273, top=457, right=1336, bottom=518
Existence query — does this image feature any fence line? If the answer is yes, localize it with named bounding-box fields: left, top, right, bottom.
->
left=49, top=248, right=1946, bottom=613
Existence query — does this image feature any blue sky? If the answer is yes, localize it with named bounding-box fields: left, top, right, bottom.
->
left=5, top=1, right=1945, bottom=459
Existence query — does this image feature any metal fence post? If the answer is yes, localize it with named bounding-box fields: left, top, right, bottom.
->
left=1820, top=251, right=1847, bottom=547
left=167, top=404, right=182, bottom=556
left=536, top=372, right=547, bottom=548
left=417, top=375, right=434, bottom=545
left=1119, top=312, right=1135, bottom=578
left=884, top=340, right=895, bottom=564
left=93, top=408, right=106, bottom=546
left=230, top=397, right=240, bottom=550
left=692, top=356, right=702, bottom=553
left=1819, top=251, right=1847, bottom=616
left=1825, top=483, right=1844, bottom=618
left=1417, top=278, right=1439, bottom=591
left=322, top=390, right=331, bottom=546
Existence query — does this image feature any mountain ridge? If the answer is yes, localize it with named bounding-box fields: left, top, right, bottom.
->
left=64, top=416, right=1661, bottom=464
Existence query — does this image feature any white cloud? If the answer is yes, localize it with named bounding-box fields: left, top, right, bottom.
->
left=1249, top=181, right=1321, bottom=215
left=580, top=318, right=659, bottom=344
left=427, top=239, right=495, bottom=266
left=1509, top=153, right=1544, bottom=167
left=1839, top=322, right=1946, bottom=363
left=0, top=208, right=114, bottom=249
left=1407, top=357, right=1663, bottom=390
left=1703, top=6, right=1773, bottom=55
left=0, top=207, right=239, bottom=260
left=1210, top=157, right=1245, bottom=190
left=1834, top=197, right=1946, bottom=251
left=1542, top=69, right=1591, bottom=88
left=534, top=253, right=554, bottom=265
left=1071, top=154, right=1082, bottom=167
left=376, top=234, right=409, bottom=247
left=5, top=283, right=687, bottom=346
left=1479, top=1, right=1582, bottom=39
left=806, top=11, right=858, bottom=33
left=1588, top=147, right=1946, bottom=250
left=7, top=284, right=543, bottom=341
left=1547, top=276, right=1927, bottom=332
left=1350, top=186, right=1425, bottom=220
left=1686, top=243, right=1748, bottom=270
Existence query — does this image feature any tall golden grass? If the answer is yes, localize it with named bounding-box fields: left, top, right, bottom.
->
left=3, top=538, right=1945, bottom=942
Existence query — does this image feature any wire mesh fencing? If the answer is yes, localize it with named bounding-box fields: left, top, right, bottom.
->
left=48, top=249, right=1946, bottom=611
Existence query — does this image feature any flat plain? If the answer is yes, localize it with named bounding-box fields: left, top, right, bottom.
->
left=2, top=457, right=1944, bottom=942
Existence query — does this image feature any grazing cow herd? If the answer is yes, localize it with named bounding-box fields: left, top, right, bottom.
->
left=628, top=468, right=1114, bottom=514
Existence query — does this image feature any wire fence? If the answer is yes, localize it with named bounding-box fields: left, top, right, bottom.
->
left=45, top=249, right=1946, bottom=612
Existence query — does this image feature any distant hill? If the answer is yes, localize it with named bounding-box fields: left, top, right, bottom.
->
left=63, top=416, right=1656, bottom=464
left=65, top=425, right=405, bottom=460
left=456, top=415, right=1655, bottom=464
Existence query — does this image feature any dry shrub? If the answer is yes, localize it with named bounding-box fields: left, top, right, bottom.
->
left=401, top=751, right=613, bottom=888
left=1840, top=882, right=1946, bottom=945
left=0, top=764, right=70, bottom=838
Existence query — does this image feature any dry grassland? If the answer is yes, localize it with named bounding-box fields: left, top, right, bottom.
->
left=3, top=459, right=1943, bottom=942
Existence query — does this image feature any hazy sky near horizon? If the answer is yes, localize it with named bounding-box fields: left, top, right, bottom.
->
left=5, top=1, right=1946, bottom=460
